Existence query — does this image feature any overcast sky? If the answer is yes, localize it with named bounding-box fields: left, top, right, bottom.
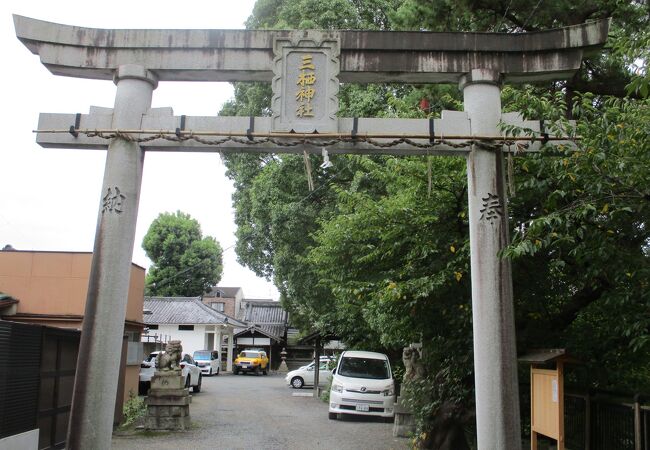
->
left=0, top=1, right=281, bottom=300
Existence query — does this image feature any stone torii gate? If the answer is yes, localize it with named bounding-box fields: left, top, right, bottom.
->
left=14, top=15, right=608, bottom=450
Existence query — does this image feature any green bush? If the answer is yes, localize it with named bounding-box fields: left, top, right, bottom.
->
left=122, top=391, right=146, bottom=427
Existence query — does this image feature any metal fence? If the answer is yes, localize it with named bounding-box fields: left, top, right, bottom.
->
left=565, top=393, right=586, bottom=449
left=522, top=387, right=650, bottom=450
left=563, top=391, right=645, bottom=450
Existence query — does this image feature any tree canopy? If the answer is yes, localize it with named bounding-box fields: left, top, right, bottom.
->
left=142, top=211, right=223, bottom=297
left=221, top=0, right=650, bottom=444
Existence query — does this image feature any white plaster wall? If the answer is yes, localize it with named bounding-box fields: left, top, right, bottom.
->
left=237, top=337, right=271, bottom=346
left=151, top=324, right=208, bottom=356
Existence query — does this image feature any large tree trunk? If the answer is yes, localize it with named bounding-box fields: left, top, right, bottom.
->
left=419, top=402, right=471, bottom=450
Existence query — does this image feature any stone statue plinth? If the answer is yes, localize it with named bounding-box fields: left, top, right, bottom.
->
left=393, top=396, right=416, bottom=437
left=145, top=371, right=192, bottom=431
left=277, top=347, right=289, bottom=373
left=393, top=344, right=423, bottom=437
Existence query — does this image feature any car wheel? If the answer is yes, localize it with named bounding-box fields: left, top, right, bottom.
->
left=194, top=374, right=202, bottom=393
left=234, top=367, right=239, bottom=375
left=209, top=368, right=213, bottom=376
left=255, top=365, right=261, bottom=376
left=262, top=366, right=268, bottom=375
left=291, top=377, right=304, bottom=389
left=216, top=366, right=219, bottom=376
left=185, top=376, right=191, bottom=389
left=328, top=412, right=338, bottom=420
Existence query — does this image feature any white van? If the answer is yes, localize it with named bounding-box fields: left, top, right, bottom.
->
left=328, top=350, right=395, bottom=420
left=193, top=350, right=220, bottom=376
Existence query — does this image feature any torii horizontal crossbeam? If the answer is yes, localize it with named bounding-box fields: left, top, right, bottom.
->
left=14, top=15, right=609, bottom=84
left=35, top=108, right=575, bottom=155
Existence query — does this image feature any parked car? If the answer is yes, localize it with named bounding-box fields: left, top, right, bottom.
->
left=139, top=351, right=203, bottom=395
left=286, top=357, right=335, bottom=389
left=193, top=350, right=220, bottom=376
left=233, top=349, right=269, bottom=375
left=328, top=350, right=395, bottom=420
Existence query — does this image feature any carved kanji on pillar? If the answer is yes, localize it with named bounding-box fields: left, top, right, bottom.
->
left=479, top=193, right=502, bottom=224
left=101, top=186, right=125, bottom=214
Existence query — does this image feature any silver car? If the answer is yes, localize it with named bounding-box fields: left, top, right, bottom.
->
left=286, top=357, right=335, bottom=389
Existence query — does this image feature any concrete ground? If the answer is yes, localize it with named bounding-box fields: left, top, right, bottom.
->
left=112, top=372, right=410, bottom=450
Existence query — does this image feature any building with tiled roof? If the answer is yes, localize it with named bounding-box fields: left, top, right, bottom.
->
left=233, top=299, right=288, bottom=370
left=143, top=296, right=246, bottom=372
left=202, top=286, right=244, bottom=318
left=205, top=286, right=243, bottom=298
left=240, top=300, right=287, bottom=341
left=177, top=285, right=291, bottom=370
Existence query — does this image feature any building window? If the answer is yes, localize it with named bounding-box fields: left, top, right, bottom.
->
left=125, top=331, right=144, bottom=364
left=179, top=325, right=194, bottom=331
left=126, top=331, right=141, bottom=342
left=211, top=302, right=225, bottom=312
left=147, top=324, right=159, bottom=330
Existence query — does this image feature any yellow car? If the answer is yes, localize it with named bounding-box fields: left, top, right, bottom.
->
left=234, top=350, right=269, bottom=375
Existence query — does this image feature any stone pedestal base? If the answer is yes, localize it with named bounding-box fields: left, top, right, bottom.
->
left=393, top=397, right=416, bottom=437
left=145, top=372, right=192, bottom=431
left=277, top=361, right=289, bottom=373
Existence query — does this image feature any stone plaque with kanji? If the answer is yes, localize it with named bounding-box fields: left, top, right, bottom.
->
left=272, top=31, right=340, bottom=133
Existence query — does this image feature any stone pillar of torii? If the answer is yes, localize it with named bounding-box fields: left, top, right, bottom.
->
left=14, top=15, right=609, bottom=450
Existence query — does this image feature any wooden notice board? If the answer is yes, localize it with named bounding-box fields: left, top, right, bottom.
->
left=520, top=349, right=570, bottom=450
left=531, top=365, right=564, bottom=450
left=531, top=368, right=560, bottom=438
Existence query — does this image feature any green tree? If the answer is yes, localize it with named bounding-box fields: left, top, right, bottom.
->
left=502, top=87, right=650, bottom=390
left=221, top=0, right=650, bottom=444
left=142, top=211, right=224, bottom=297
left=221, top=0, right=418, bottom=335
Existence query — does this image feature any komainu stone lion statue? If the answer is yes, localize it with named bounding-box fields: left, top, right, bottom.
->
left=402, top=346, right=426, bottom=382
left=156, top=340, right=182, bottom=372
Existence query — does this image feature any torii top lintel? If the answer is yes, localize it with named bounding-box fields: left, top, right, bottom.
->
left=14, top=15, right=609, bottom=84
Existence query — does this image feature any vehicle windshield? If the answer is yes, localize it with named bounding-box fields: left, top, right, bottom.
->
left=145, top=353, right=158, bottom=362
left=194, top=351, right=211, bottom=360
left=241, top=351, right=261, bottom=358
left=338, top=357, right=390, bottom=380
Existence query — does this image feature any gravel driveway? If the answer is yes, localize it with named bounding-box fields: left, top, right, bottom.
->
left=112, top=372, right=409, bottom=450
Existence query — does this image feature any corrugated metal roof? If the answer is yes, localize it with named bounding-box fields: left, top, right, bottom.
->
left=144, top=296, right=246, bottom=326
